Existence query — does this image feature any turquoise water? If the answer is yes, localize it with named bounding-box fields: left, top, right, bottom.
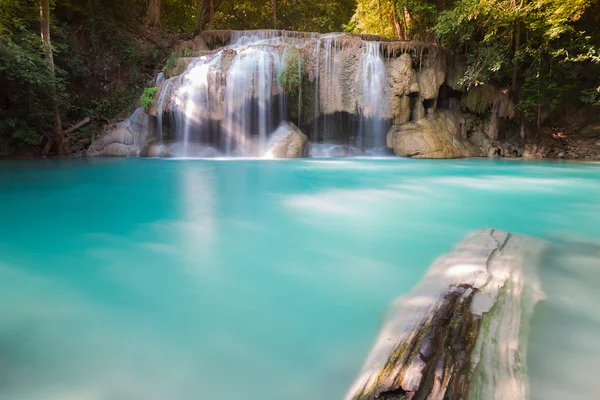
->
left=0, top=158, right=599, bottom=399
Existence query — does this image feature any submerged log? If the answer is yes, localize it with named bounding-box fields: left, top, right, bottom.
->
left=346, top=229, right=545, bottom=400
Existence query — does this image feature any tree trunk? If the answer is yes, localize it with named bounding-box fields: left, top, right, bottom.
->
left=392, top=8, right=403, bottom=40
left=403, top=6, right=412, bottom=40
left=512, top=19, right=520, bottom=92
left=195, top=0, right=223, bottom=33
left=537, top=104, right=542, bottom=136
left=271, top=0, right=277, bottom=29
left=40, top=0, right=68, bottom=156
left=146, top=0, right=161, bottom=28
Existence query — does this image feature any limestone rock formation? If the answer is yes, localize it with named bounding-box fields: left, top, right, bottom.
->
left=139, top=143, right=170, bottom=157
left=346, top=229, right=544, bottom=400
left=387, top=54, right=419, bottom=125
left=92, top=30, right=529, bottom=159
left=387, top=110, right=481, bottom=158
left=87, top=108, right=151, bottom=157
left=149, top=31, right=452, bottom=128
left=266, top=122, right=309, bottom=158
left=462, top=84, right=515, bottom=140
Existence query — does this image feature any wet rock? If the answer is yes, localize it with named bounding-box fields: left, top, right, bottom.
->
left=523, top=144, right=546, bottom=159
left=166, top=57, right=193, bottom=79
left=417, top=67, right=445, bottom=101
left=89, top=126, right=133, bottom=152
left=266, top=122, right=309, bottom=158
left=98, top=143, right=138, bottom=157
left=462, top=84, right=515, bottom=119
left=77, top=137, right=91, bottom=147
left=87, top=108, right=152, bottom=157
left=140, top=143, right=171, bottom=157
left=175, top=35, right=209, bottom=57
left=387, top=110, right=480, bottom=158
left=346, top=229, right=544, bottom=400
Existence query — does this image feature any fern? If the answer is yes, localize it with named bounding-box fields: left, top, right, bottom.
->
left=141, top=87, right=158, bottom=112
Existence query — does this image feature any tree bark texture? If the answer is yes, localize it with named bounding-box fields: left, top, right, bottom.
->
left=146, top=0, right=162, bottom=27
left=40, top=0, right=68, bottom=156
left=195, top=0, right=224, bottom=33
left=209, top=0, right=214, bottom=30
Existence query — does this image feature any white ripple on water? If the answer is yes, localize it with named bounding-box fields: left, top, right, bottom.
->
left=284, top=188, right=415, bottom=215
left=430, top=176, right=587, bottom=192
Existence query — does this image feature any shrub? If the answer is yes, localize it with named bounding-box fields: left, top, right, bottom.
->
left=141, top=87, right=158, bottom=111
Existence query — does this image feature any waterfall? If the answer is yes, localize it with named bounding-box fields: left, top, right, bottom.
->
left=222, top=46, right=283, bottom=155
left=313, top=38, right=321, bottom=142
left=320, top=36, right=340, bottom=143
left=173, top=55, right=222, bottom=157
left=149, top=31, right=394, bottom=157
left=156, top=79, right=173, bottom=144
left=358, top=42, right=389, bottom=150
left=155, top=72, right=165, bottom=86
left=312, top=35, right=343, bottom=143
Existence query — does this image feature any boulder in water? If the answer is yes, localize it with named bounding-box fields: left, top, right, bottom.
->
left=346, top=229, right=544, bottom=400
left=387, top=110, right=480, bottom=158
left=140, top=143, right=171, bottom=157
left=265, top=122, right=309, bottom=158
left=87, top=108, right=152, bottom=157
left=97, top=143, right=138, bottom=157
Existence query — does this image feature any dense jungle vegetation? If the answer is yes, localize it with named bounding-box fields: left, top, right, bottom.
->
left=1, top=0, right=599, bottom=156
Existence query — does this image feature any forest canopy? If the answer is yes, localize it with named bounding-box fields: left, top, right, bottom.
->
left=1, top=0, right=599, bottom=156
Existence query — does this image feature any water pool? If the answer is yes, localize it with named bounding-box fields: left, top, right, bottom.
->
left=0, top=158, right=599, bottom=399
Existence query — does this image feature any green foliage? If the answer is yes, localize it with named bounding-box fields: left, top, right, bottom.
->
left=183, top=48, right=192, bottom=57
left=351, top=0, right=397, bottom=37
left=518, top=62, right=576, bottom=118
left=279, top=48, right=304, bottom=93
left=163, top=52, right=177, bottom=72
left=351, top=0, right=443, bottom=40
left=0, top=0, right=156, bottom=155
left=434, top=0, right=599, bottom=121
left=581, top=85, right=600, bottom=106
left=141, top=87, right=158, bottom=111
left=278, top=48, right=316, bottom=119
left=0, top=117, right=42, bottom=154
left=354, top=0, right=600, bottom=125
left=211, top=0, right=356, bottom=32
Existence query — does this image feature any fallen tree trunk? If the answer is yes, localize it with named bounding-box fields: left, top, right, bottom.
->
left=346, top=229, right=545, bottom=400
left=65, top=116, right=90, bottom=135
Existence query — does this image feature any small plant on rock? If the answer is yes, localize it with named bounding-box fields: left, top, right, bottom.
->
left=162, top=52, right=177, bottom=73
left=141, top=87, right=158, bottom=111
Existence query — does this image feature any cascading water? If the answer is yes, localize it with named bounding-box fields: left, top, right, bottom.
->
left=150, top=31, right=394, bottom=157
left=155, top=72, right=165, bottom=86
left=156, top=79, right=173, bottom=144
left=222, top=46, right=283, bottom=155
left=358, top=42, right=390, bottom=150
left=316, top=36, right=341, bottom=143
left=173, top=55, right=222, bottom=157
